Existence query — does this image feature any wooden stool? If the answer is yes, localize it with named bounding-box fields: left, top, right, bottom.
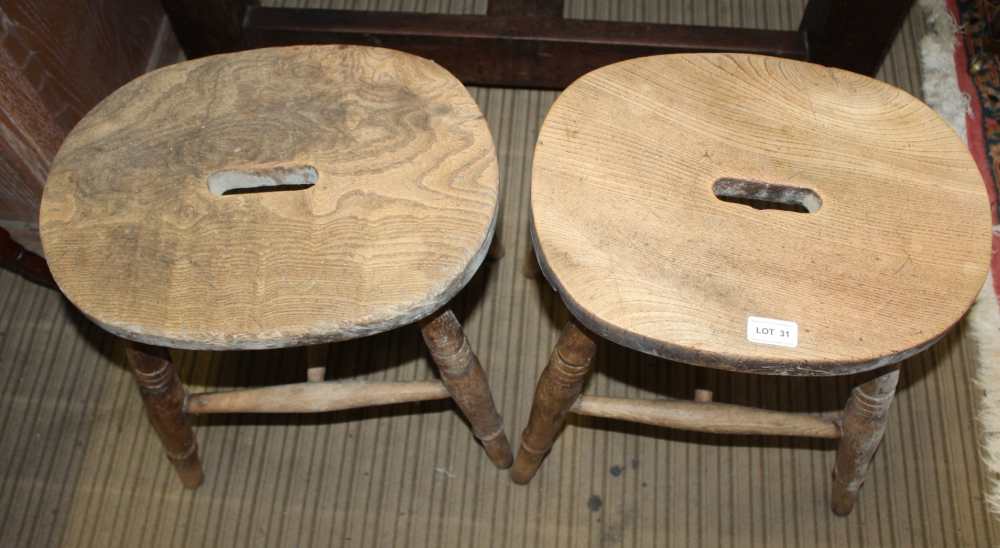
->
left=513, top=53, right=990, bottom=515
left=39, top=45, right=512, bottom=488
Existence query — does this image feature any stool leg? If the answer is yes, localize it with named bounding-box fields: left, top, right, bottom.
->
left=522, top=248, right=542, bottom=279
left=124, top=341, right=203, bottom=488
left=421, top=308, right=513, bottom=468
left=305, top=344, right=328, bottom=382
left=487, top=233, right=506, bottom=261
left=831, top=364, right=900, bottom=515
left=511, top=319, right=596, bottom=484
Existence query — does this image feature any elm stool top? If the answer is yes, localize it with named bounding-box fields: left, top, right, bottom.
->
left=39, top=46, right=499, bottom=350
left=531, top=53, right=991, bottom=376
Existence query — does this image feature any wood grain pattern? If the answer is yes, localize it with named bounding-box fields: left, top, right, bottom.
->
left=531, top=53, right=991, bottom=375
left=40, top=45, right=499, bottom=350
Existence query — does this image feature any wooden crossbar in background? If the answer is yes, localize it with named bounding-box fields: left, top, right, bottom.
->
left=163, top=0, right=915, bottom=89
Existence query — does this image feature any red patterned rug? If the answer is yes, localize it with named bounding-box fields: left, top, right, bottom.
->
left=953, top=0, right=1000, bottom=284
left=949, top=0, right=1000, bottom=515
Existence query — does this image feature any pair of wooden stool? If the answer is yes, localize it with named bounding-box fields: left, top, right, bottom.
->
left=39, top=46, right=990, bottom=517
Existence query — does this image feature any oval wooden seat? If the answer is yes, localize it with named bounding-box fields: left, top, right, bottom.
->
left=40, top=45, right=499, bottom=351
left=531, top=53, right=990, bottom=375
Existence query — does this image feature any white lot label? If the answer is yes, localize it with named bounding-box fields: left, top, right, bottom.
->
left=746, top=316, right=798, bottom=348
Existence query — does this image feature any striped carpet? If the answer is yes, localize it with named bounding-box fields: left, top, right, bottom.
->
left=2, top=1, right=997, bottom=546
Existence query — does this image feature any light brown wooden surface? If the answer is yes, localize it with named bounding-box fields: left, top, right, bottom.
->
left=531, top=52, right=991, bottom=375
left=40, top=45, right=499, bottom=350
left=186, top=381, right=451, bottom=414
left=570, top=395, right=841, bottom=439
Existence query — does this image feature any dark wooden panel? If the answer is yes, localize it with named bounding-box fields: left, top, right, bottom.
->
left=0, top=226, right=54, bottom=287
left=243, top=7, right=807, bottom=89
left=487, top=0, right=563, bottom=18
left=162, top=0, right=253, bottom=58
left=801, top=0, right=916, bottom=76
left=0, top=0, right=170, bottom=254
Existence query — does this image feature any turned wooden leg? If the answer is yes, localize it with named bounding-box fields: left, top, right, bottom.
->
left=124, top=341, right=203, bottom=488
left=487, top=232, right=505, bottom=261
left=421, top=308, right=513, bottom=469
left=522, top=248, right=542, bottom=278
left=694, top=368, right=713, bottom=402
left=511, top=319, right=597, bottom=484
left=305, top=344, right=327, bottom=383
left=831, top=364, right=900, bottom=515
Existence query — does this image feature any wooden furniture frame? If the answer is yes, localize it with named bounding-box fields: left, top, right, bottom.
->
left=39, top=46, right=515, bottom=487
left=511, top=319, right=898, bottom=516
left=163, top=0, right=916, bottom=89
left=131, top=308, right=513, bottom=488
left=517, top=53, right=990, bottom=516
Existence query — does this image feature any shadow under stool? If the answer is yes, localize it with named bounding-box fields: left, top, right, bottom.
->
left=512, top=53, right=991, bottom=516
left=39, top=45, right=513, bottom=488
